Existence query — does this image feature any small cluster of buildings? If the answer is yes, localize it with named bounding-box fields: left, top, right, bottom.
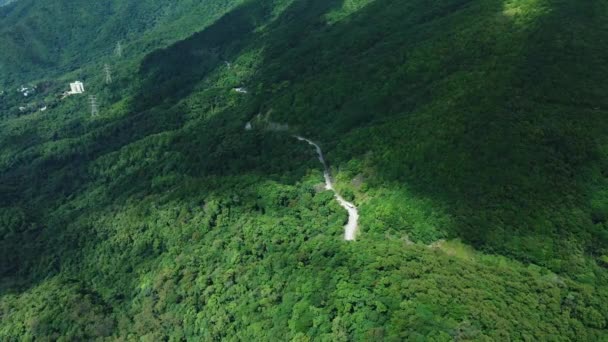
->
left=18, top=85, right=35, bottom=97
left=18, top=104, right=48, bottom=113
left=13, top=81, right=85, bottom=114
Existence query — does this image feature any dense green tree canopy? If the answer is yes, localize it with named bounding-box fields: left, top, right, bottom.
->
left=0, top=0, right=607, bottom=340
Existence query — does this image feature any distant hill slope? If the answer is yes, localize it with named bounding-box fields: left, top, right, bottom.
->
left=0, top=0, right=607, bottom=340
left=0, top=0, right=16, bottom=7
left=0, top=0, right=244, bottom=85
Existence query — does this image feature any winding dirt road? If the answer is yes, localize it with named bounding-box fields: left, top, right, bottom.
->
left=295, top=136, right=359, bottom=241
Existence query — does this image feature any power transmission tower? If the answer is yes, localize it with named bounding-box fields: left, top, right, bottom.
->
left=89, top=95, right=99, bottom=116
left=115, top=41, right=123, bottom=58
left=104, top=64, right=113, bottom=84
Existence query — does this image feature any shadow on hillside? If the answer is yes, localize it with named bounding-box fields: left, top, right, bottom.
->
left=166, top=0, right=608, bottom=270
left=130, top=0, right=347, bottom=111
left=302, top=0, right=608, bottom=268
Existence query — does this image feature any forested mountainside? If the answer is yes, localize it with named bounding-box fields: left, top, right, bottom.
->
left=1, top=0, right=607, bottom=340
left=0, top=0, right=246, bottom=85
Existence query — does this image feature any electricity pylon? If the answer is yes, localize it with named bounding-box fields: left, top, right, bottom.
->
left=104, top=64, right=113, bottom=84
left=115, top=41, right=123, bottom=58
left=89, top=95, right=99, bottom=116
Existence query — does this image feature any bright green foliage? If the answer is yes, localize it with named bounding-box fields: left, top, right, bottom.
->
left=1, top=0, right=608, bottom=340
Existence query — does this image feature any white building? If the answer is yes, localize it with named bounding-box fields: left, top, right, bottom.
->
left=69, top=81, right=85, bottom=94
left=19, top=85, right=34, bottom=97
left=62, top=81, right=86, bottom=99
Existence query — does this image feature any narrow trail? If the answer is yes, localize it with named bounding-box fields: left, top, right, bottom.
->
left=295, top=136, right=359, bottom=241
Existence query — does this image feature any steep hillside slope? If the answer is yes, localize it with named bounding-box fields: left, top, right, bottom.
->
left=0, top=0, right=607, bottom=340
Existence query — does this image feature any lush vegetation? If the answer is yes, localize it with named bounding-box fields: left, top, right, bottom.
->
left=1, top=0, right=607, bottom=340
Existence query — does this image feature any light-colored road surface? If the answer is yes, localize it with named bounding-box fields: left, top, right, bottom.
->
left=295, top=136, right=359, bottom=241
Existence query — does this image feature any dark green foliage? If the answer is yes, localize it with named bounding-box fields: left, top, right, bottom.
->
left=1, top=0, right=608, bottom=340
